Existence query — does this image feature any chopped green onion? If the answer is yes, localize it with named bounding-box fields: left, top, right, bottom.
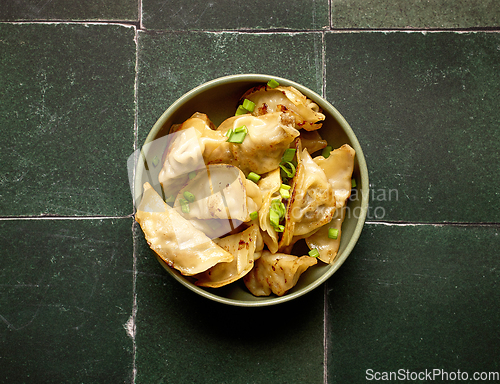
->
left=269, top=209, right=281, bottom=227
left=280, top=184, right=291, bottom=190
left=281, top=148, right=296, bottom=163
left=225, top=128, right=234, bottom=137
left=183, top=191, right=195, bottom=203
left=235, top=105, right=248, bottom=115
left=270, top=199, right=286, bottom=218
left=280, top=185, right=290, bottom=199
left=242, top=99, right=255, bottom=112
left=227, top=130, right=247, bottom=144
left=351, top=178, right=357, bottom=188
left=250, top=211, right=258, bottom=221
left=267, top=79, right=280, bottom=88
left=308, top=249, right=320, bottom=258
left=188, top=171, right=197, bottom=180
left=322, top=145, right=333, bottom=158
left=179, top=198, right=190, bottom=214
left=234, top=125, right=248, bottom=133
left=328, top=228, right=339, bottom=239
left=165, top=195, right=175, bottom=204
left=152, top=155, right=159, bottom=167
left=280, top=161, right=296, bottom=178
left=247, top=172, right=261, bottom=183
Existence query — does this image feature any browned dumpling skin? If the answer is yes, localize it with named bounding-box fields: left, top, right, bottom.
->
left=279, top=147, right=336, bottom=251
left=135, top=182, right=233, bottom=276
left=306, top=144, right=356, bottom=263
left=243, top=251, right=317, bottom=296
left=206, top=112, right=300, bottom=175
left=240, top=85, right=326, bottom=131
left=194, top=223, right=264, bottom=288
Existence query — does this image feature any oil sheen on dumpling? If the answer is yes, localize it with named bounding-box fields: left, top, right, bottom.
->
left=279, top=147, right=336, bottom=250
left=158, top=114, right=225, bottom=198
left=135, top=182, right=233, bottom=276
left=206, top=112, right=300, bottom=175
left=306, top=144, right=356, bottom=263
left=194, top=223, right=264, bottom=288
left=243, top=251, right=317, bottom=296
left=240, top=85, right=325, bottom=131
left=257, top=168, right=282, bottom=253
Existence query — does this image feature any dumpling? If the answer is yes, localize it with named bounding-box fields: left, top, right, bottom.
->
left=240, top=85, right=326, bottom=131
left=313, top=144, right=355, bottom=209
left=243, top=251, right=317, bottom=296
left=298, top=130, right=328, bottom=154
left=135, top=182, right=233, bottom=276
left=256, top=168, right=282, bottom=253
left=194, top=223, right=264, bottom=288
left=206, top=112, right=300, bottom=175
left=279, top=147, right=336, bottom=250
left=306, top=144, right=356, bottom=263
left=306, top=206, right=346, bottom=264
left=173, top=164, right=261, bottom=224
left=158, top=114, right=226, bottom=198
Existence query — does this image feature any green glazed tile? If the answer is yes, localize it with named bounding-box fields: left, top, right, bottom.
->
left=0, top=218, right=134, bottom=383
left=0, top=0, right=138, bottom=21
left=328, top=224, right=500, bottom=383
left=142, top=0, right=328, bottom=31
left=325, top=31, right=500, bottom=223
left=134, top=222, right=325, bottom=383
left=137, top=31, right=323, bottom=145
left=326, top=224, right=500, bottom=382
left=0, top=23, right=136, bottom=217
left=331, top=0, right=500, bottom=29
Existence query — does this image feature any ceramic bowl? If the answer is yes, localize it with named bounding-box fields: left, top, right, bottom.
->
left=133, top=74, right=369, bottom=307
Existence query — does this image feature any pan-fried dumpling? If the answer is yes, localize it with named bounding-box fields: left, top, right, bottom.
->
left=243, top=251, right=317, bottom=296
left=314, top=144, right=355, bottom=209
left=135, top=182, right=233, bottom=276
left=173, top=164, right=261, bottom=224
left=206, top=112, right=300, bottom=175
left=240, top=85, right=325, bottom=131
left=306, top=206, right=346, bottom=264
left=305, top=144, right=356, bottom=263
left=279, top=147, right=336, bottom=250
left=194, top=223, right=264, bottom=288
left=158, top=114, right=226, bottom=198
left=257, top=168, right=282, bottom=253
left=298, top=130, right=328, bottom=154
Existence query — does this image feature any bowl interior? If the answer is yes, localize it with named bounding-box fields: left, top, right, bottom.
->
left=134, top=74, right=369, bottom=307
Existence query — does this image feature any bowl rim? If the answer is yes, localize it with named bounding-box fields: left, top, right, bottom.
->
left=138, top=73, right=369, bottom=307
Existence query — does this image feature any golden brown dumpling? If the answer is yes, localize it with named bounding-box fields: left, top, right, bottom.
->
left=135, top=182, right=233, bottom=276
left=240, top=85, right=326, bottom=131
left=194, top=223, right=264, bottom=288
left=243, top=251, right=317, bottom=296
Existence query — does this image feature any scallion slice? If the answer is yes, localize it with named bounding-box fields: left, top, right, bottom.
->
left=227, top=130, right=247, bottom=144
left=351, top=178, right=357, bottom=188
left=235, top=105, right=248, bottom=116
left=183, top=191, right=195, bottom=202
left=188, top=171, right=197, bottom=180
left=267, top=79, right=279, bottom=88
left=328, top=228, right=339, bottom=239
left=280, top=161, right=296, bottom=178
left=242, top=99, right=255, bottom=112
left=179, top=198, right=190, bottom=214
left=281, top=148, right=296, bottom=163
left=234, top=125, right=248, bottom=133
left=280, top=185, right=290, bottom=199
left=308, top=249, right=320, bottom=258
left=250, top=211, right=258, bottom=221
left=225, top=128, right=234, bottom=137
left=165, top=195, right=175, bottom=204
left=152, top=155, right=159, bottom=167
left=322, top=145, right=333, bottom=158
left=247, top=172, right=261, bottom=183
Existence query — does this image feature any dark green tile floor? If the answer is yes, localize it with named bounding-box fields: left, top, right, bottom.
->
left=1, top=1, right=499, bottom=383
